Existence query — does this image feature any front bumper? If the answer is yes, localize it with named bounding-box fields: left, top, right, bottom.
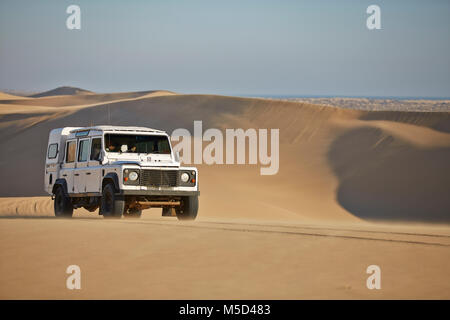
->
left=118, top=190, right=200, bottom=197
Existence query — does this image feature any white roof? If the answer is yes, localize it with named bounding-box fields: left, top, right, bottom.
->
left=69, top=125, right=166, bottom=134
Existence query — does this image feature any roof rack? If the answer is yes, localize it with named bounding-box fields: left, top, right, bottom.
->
left=69, top=126, right=165, bottom=134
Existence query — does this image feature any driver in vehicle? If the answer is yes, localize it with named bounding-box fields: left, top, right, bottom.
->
left=106, top=143, right=116, bottom=152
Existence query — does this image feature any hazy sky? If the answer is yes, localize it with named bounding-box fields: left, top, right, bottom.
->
left=1, top=0, right=449, bottom=97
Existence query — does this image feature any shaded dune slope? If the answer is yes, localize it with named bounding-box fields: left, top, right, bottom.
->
left=329, top=126, right=450, bottom=223
left=29, top=86, right=93, bottom=98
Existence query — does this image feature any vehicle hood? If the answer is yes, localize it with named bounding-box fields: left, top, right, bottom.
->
left=110, top=160, right=180, bottom=168
left=105, top=153, right=179, bottom=167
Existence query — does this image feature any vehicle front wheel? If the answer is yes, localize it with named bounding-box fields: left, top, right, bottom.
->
left=100, top=183, right=125, bottom=219
left=54, top=187, right=73, bottom=218
left=175, top=196, right=198, bottom=220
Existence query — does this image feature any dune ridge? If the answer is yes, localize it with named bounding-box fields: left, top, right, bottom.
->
left=0, top=91, right=29, bottom=100
left=0, top=89, right=176, bottom=109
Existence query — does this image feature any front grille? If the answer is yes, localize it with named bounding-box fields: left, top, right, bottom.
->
left=140, top=169, right=178, bottom=187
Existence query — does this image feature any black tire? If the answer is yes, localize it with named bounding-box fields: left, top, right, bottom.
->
left=175, top=196, right=198, bottom=220
left=54, top=187, right=73, bottom=218
left=100, top=183, right=125, bottom=219
left=124, top=208, right=142, bottom=218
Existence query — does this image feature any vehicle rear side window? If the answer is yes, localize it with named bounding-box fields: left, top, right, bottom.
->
left=78, top=139, right=90, bottom=162
left=90, top=138, right=102, bottom=161
left=66, top=141, right=77, bottom=163
left=47, top=143, right=58, bottom=159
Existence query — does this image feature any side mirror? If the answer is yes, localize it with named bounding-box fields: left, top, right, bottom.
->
left=174, top=151, right=180, bottom=163
left=99, top=150, right=106, bottom=162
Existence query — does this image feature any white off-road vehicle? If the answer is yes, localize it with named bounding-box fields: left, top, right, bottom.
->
left=44, top=126, right=199, bottom=219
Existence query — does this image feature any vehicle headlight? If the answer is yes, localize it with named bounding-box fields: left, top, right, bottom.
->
left=129, top=171, right=139, bottom=181
left=181, top=172, right=189, bottom=183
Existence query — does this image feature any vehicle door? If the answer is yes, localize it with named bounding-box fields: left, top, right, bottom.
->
left=60, top=139, right=77, bottom=194
left=74, top=138, right=90, bottom=193
left=45, top=142, right=59, bottom=194
left=86, top=137, right=102, bottom=193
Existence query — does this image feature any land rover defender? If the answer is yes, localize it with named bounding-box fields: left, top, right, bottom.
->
left=44, top=126, right=199, bottom=219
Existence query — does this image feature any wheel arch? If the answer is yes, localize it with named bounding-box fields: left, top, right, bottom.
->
left=102, top=172, right=120, bottom=192
left=52, top=179, right=68, bottom=195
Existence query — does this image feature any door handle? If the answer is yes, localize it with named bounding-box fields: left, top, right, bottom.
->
left=62, top=174, right=67, bottom=177
left=74, top=173, right=80, bottom=176
left=86, top=172, right=91, bottom=175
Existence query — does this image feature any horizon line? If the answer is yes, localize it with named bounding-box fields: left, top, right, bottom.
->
left=1, top=87, right=449, bottom=101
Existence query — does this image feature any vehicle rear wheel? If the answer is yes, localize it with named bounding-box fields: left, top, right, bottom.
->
left=100, top=183, right=124, bottom=219
left=54, top=187, right=73, bottom=218
left=175, top=196, right=198, bottom=220
left=123, top=208, right=142, bottom=218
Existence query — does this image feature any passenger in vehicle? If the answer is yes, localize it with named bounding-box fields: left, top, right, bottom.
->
left=91, top=146, right=101, bottom=160
left=106, top=144, right=116, bottom=152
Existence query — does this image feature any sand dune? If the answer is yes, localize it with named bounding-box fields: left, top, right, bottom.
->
left=0, top=91, right=29, bottom=100
left=0, top=89, right=176, bottom=108
left=0, top=92, right=448, bottom=223
left=29, top=86, right=93, bottom=98
left=0, top=89, right=449, bottom=299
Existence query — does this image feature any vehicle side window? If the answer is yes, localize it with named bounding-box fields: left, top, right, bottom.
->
left=90, top=138, right=102, bottom=161
left=66, top=141, right=77, bottom=163
left=78, top=139, right=90, bottom=162
left=47, top=143, right=58, bottom=159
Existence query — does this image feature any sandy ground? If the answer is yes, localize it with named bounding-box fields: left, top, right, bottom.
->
left=0, top=208, right=449, bottom=299
left=0, top=88, right=449, bottom=299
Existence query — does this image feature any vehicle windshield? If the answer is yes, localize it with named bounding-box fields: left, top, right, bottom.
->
left=104, top=134, right=171, bottom=154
